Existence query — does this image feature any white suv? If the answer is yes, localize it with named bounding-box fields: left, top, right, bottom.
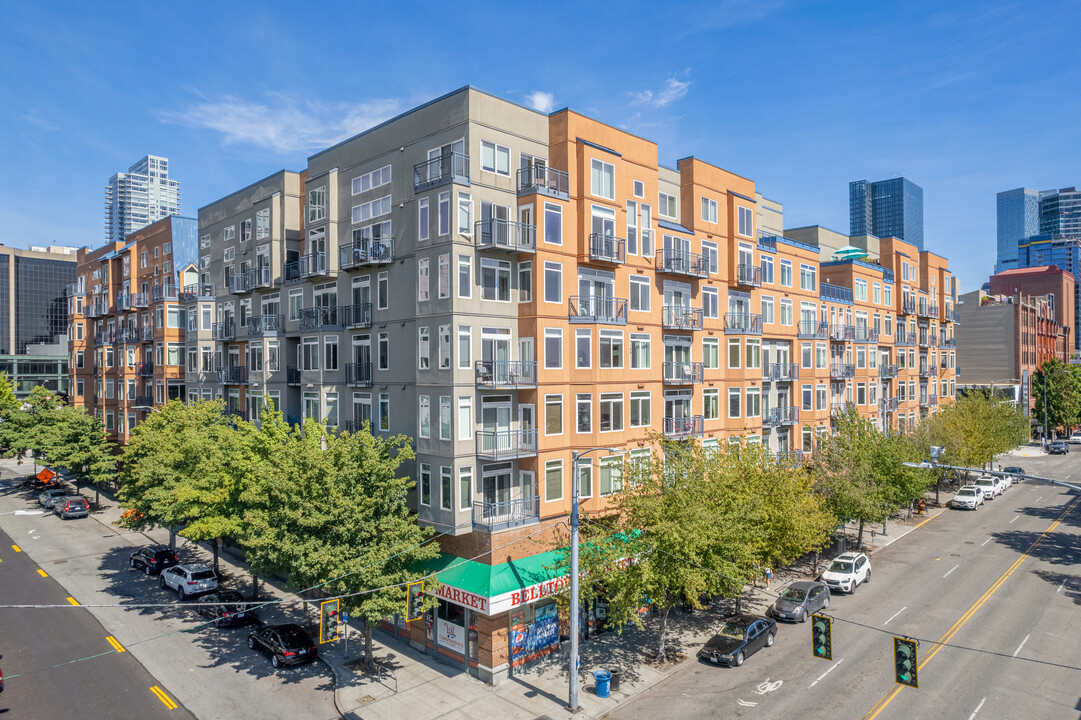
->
left=820, top=552, right=871, bottom=594
left=160, top=563, right=218, bottom=600
left=974, top=475, right=1004, bottom=500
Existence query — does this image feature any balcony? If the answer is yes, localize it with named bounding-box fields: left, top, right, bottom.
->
left=212, top=321, right=236, bottom=341
left=132, top=292, right=149, bottom=308
left=901, top=298, right=917, bottom=315
left=830, top=362, right=855, bottom=380
left=662, top=305, right=704, bottom=331
left=340, top=238, right=395, bottom=270
left=880, top=396, right=899, bottom=413
left=85, top=301, right=106, bottom=318
left=918, top=334, right=938, bottom=348
left=851, top=326, right=880, bottom=343
left=949, top=309, right=961, bottom=324
left=656, top=249, right=709, bottom=278
left=342, top=420, right=369, bottom=434
left=918, top=303, right=939, bottom=319
left=141, top=326, right=154, bottom=341
left=136, top=362, right=154, bottom=377
left=475, top=219, right=536, bottom=253
left=93, top=330, right=114, bottom=345
left=151, top=285, right=179, bottom=303
left=286, top=366, right=302, bottom=386
left=298, top=306, right=341, bottom=330
left=879, top=364, right=899, bottom=379
left=773, top=450, right=805, bottom=468
left=132, top=395, right=153, bottom=409
left=475, top=360, right=536, bottom=389
left=820, top=283, right=853, bottom=304
left=247, top=314, right=284, bottom=336
left=895, top=330, right=916, bottom=346
left=724, top=313, right=763, bottom=335
left=662, top=361, right=704, bottom=385
left=588, top=233, right=626, bottom=264
left=475, top=429, right=537, bottom=461
left=940, top=337, right=957, bottom=349
left=763, top=406, right=799, bottom=427
left=116, top=328, right=140, bottom=344
left=341, top=303, right=373, bottom=328
left=115, top=294, right=132, bottom=311
left=181, top=283, right=215, bottom=302
left=830, top=402, right=849, bottom=419
left=414, top=151, right=470, bottom=192
left=762, top=363, right=799, bottom=383
left=228, top=273, right=251, bottom=295
left=920, top=395, right=939, bottom=408
left=472, top=495, right=541, bottom=533
left=249, top=267, right=274, bottom=290
left=919, top=366, right=938, bottom=378
left=220, top=366, right=249, bottom=385
left=797, top=320, right=829, bottom=339
left=516, top=165, right=569, bottom=199
left=829, top=324, right=854, bottom=342
left=569, top=295, right=627, bottom=325
left=345, top=362, right=373, bottom=387
left=734, top=263, right=761, bottom=288
left=663, top=415, right=704, bottom=439
left=299, top=252, right=330, bottom=280
left=224, top=408, right=249, bottom=423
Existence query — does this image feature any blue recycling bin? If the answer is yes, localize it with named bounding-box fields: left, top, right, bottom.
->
left=593, top=670, right=612, bottom=698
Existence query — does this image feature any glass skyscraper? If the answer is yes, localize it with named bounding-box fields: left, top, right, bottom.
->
left=1017, top=234, right=1081, bottom=353
left=104, top=155, right=182, bottom=244
left=1039, top=187, right=1081, bottom=237
left=996, top=187, right=1040, bottom=273
left=849, top=177, right=924, bottom=251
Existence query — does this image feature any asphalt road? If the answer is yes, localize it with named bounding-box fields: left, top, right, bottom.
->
left=610, top=453, right=1081, bottom=720
left=0, top=524, right=195, bottom=719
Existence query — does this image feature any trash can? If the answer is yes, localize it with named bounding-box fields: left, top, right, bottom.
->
left=609, top=669, right=622, bottom=692
left=593, top=670, right=612, bottom=698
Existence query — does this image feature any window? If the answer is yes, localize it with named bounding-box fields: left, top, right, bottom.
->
left=417, top=396, right=431, bottom=438
left=301, top=336, right=319, bottom=370
left=630, top=391, right=650, bottom=427
left=633, top=180, right=644, bottom=198
left=419, top=464, right=431, bottom=506
left=629, top=275, right=651, bottom=312
left=324, top=336, right=338, bottom=371
left=857, top=383, right=867, bottom=405
left=873, top=283, right=881, bottom=304
left=599, top=330, right=623, bottom=369
left=855, top=278, right=868, bottom=302
left=545, top=394, right=563, bottom=435
left=480, top=259, right=511, bottom=301
left=703, top=338, right=719, bottom=369
left=600, top=457, right=623, bottom=496
left=377, top=392, right=390, bottom=431
left=457, top=192, right=472, bottom=234
left=308, top=186, right=326, bottom=224
left=544, top=328, right=562, bottom=369
left=256, top=208, right=270, bottom=240
left=457, top=325, right=471, bottom=369
left=377, top=271, right=389, bottom=310
left=351, top=164, right=392, bottom=194
left=761, top=255, right=774, bottom=284
left=481, top=141, right=510, bottom=175
left=702, top=287, right=719, bottom=319
left=544, top=261, right=562, bottom=303
left=351, top=195, right=392, bottom=224
left=761, top=296, right=775, bottom=325
left=438, top=254, right=450, bottom=298
left=576, top=329, right=591, bottom=369
left=418, top=198, right=430, bottom=241
left=658, top=192, right=677, bottom=218
left=800, top=264, right=817, bottom=292
left=459, top=467, right=473, bottom=511
left=704, top=388, right=720, bottom=420
left=801, top=342, right=812, bottom=369
left=590, top=158, right=614, bottom=199
left=885, top=286, right=892, bottom=307
left=457, top=254, right=472, bottom=299
left=817, top=385, right=828, bottom=410
left=438, top=325, right=451, bottom=368
left=417, top=258, right=430, bottom=301
left=780, top=260, right=793, bottom=287
left=745, top=339, right=760, bottom=369
left=545, top=460, right=563, bottom=502
left=701, top=241, right=718, bottom=275
left=780, top=299, right=793, bottom=326
left=200, top=234, right=210, bottom=249
left=418, top=327, right=430, bottom=369
left=737, top=206, right=753, bottom=237
left=728, top=387, right=741, bottom=418
left=457, top=397, right=471, bottom=441
left=816, top=343, right=828, bottom=369
left=224, top=225, right=236, bottom=242
left=746, top=388, right=761, bottom=418
left=728, top=338, right=741, bottom=369
left=701, top=197, right=718, bottom=223
left=518, top=260, right=531, bottom=302
left=440, top=467, right=453, bottom=511
left=599, top=393, right=624, bottom=432
left=140, top=251, right=148, bottom=269
left=577, top=394, right=593, bottom=434
left=378, top=332, right=389, bottom=370
left=439, top=396, right=452, bottom=439
left=631, top=333, right=651, bottom=369
left=438, top=191, right=450, bottom=235
left=544, top=203, right=562, bottom=245
left=802, top=385, right=813, bottom=411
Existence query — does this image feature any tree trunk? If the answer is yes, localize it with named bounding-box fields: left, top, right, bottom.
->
left=857, top=518, right=865, bottom=548
left=212, top=540, right=220, bottom=575
left=656, top=605, right=671, bottom=661
left=168, top=527, right=177, bottom=552
left=364, top=621, right=375, bottom=670
left=250, top=571, right=259, bottom=599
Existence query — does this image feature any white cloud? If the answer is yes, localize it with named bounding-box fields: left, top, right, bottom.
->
left=630, top=78, right=691, bottom=109
left=157, top=92, right=404, bottom=155
left=527, top=91, right=555, bottom=113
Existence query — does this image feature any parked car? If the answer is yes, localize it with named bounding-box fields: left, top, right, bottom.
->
left=129, top=545, right=179, bottom=575
left=1048, top=440, right=1069, bottom=455
left=768, top=581, right=830, bottom=622
left=38, top=487, right=70, bottom=508
left=697, top=614, right=777, bottom=667
left=974, top=476, right=1004, bottom=500
left=1069, top=433, right=1081, bottom=445
left=1002, top=466, right=1025, bottom=483
left=951, top=486, right=985, bottom=510
left=54, top=496, right=89, bottom=519
left=248, top=623, right=318, bottom=668
left=199, top=591, right=257, bottom=627
left=820, top=552, right=871, bottom=593
left=159, top=563, right=218, bottom=600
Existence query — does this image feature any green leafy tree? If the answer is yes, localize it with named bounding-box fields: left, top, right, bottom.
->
left=0, top=371, right=20, bottom=419
left=1, top=386, right=66, bottom=472
left=1033, top=358, right=1079, bottom=436
left=47, top=406, right=116, bottom=505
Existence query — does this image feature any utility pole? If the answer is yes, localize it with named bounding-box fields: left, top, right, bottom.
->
left=1043, top=370, right=1049, bottom=447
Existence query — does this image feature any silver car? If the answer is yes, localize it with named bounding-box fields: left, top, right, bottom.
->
left=769, top=581, right=830, bottom=622
left=159, top=563, right=218, bottom=600
left=951, top=486, right=984, bottom=510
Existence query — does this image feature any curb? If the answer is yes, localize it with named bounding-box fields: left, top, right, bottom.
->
left=867, top=509, right=945, bottom=557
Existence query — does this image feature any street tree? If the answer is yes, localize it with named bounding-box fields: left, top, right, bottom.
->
left=1032, top=358, right=1079, bottom=436
left=47, top=405, right=116, bottom=504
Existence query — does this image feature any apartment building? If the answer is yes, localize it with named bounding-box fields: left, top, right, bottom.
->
left=70, top=215, right=198, bottom=442
left=190, top=86, right=957, bottom=683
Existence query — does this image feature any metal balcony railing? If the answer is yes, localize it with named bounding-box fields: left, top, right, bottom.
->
left=299, top=252, right=329, bottom=279
left=475, top=219, right=536, bottom=253
left=762, top=363, right=799, bottom=382
left=920, top=395, right=939, bottom=408
left=662, top=361, right=704, bottom=384
left=516, top=165, right=569, bottom=199
left=895, top=329, right=916, bottom=346
left=286, top=366, right=302, bottom=386
left=132, top=395, right=153, bottom=409
left=662, top=305, right=704, bottom=331
left=151, top=285, right=179, bottom=302
left=851, top=326, right=880, bottom=343
left=414, top=151, right=470, bottom=191
left=879, top=364, right=899, bottom=379
left=830, top=402, right=849, bottom=418
left=919, top=334, right=938, bottom=348
left=93, top=330, right=114, bottom=345
left=472, top=495, right=541, bottom=532
left=247, top=314, right=284, bottom=335
left=136, top=362, right=154, bottom=377
left=116, top=328, right=140, bottom=344
left=901, top=299, right=917, bottom=315
left=131, top=292, right=149, bottom=308
left=773, top=450, right=805, bottom=468
left=181, top=284, right=215, bottom=302
left=830, top=362, right=856, bottom=379
left=340, top=237, right=395, bottom=268
left=588, top=233, right=626, bottom=264
left=228, top=273, right=251, bottom=294
left=663, top=415, right=704, bottom=439
left=918, top=303, right=939, bottom=319
left=345, top=362, right=373, bottom=387
left=940, top=337, right=957, bottom=349
left=475, top=429, right=537, bottom=461
left=656, top=249, right=709, bottom=278
left=569, top=295, right=628, bottom=325
left=724, top=313, right=763, bottom=334
left=830, top=324, right=855, bottom=342
left=298, top=306, right=341, bottom=330
left=249, top=266, right=274, bottom=290
left=797, top=320, right=829, bottom=339
left=212, top=321, right=236, bottom=341
left=820, top=283, right=853, bottom=304
left=141, top=326, right=154, bottom=341
left=919, top=366, right=939, bottom=378
left=880, top=396, right=899, bottom=412
left=115, top=294, right=132, bottom=311
left=735, top=263, right=762, bottom=287
left=950, top=309, right=961, bottom=323
left=763, top=406, right=799, bottom=427
left=474, top=360, right=536, bottom=389
left=341, top=303, right=373, bottom=328
left=220, top=366, right=249, bottom=384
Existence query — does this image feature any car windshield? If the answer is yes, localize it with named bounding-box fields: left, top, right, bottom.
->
left=278, top=628, right=309, bottom=646
left=190, top=570, right=215, bottom=581
left=958, top=489, right=977, bottom=496
left=780, top=587, right=806, bottom=601
left=828, top=561, right=854, bottom=574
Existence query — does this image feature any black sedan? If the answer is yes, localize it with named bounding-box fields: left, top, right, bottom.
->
left=199, top=591, right=258, bottom=627
left=248, top=623, right=318, bottom=668
left=698, top=614, right=777, bottom=667
left=129, top=545, right=179, bottom=575
left=769, top=580, right=830, bottom=622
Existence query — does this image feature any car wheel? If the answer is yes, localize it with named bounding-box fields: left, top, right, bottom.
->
left=799, top=609, right=808, bottom=623
left=822, top=595, right=830, bottom=609
left=159, top=577, right=166, bottom=589
left=765, top=632, right=775, bottom=648
left=271, top=655, right=281, bottom=669
left=129, top=558, right=136, bottom=569
left=865, top=569, right=871, bottom=583
left=145, top=565, right=152, bottom=576
left=177, top=586, right=185, bottom=601
left=217, top=618, right=225, bottom=629
left=248, top=636, right=255, bottom=649
left=733, top=652, right=744, bottom=667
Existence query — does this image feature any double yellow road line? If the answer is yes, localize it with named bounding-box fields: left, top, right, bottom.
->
left=150, top=685, right=178, bottom=710
left=864, top=494, right=1081, bottom=719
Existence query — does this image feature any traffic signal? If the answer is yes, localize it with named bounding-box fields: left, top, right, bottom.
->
left=319, top=599, right=340, bottom=644
left=811, top=614, right=833, bottom=660
left=406, top=581, right=425, bottom=621
left=894, top=637, right=918, bottom=688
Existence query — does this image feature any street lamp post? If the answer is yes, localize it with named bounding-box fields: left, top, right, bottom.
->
left=569, top=446, right=622, bottom=713
left=1043, top=370, right=1049, bottom=448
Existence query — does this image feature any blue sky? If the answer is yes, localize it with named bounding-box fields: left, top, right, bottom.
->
left=1, top=0, right=1078, bottom=292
